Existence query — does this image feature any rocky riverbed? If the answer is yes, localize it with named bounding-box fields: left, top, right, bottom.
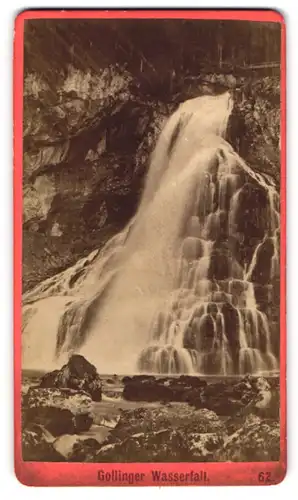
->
left=21, top=355, right=280, bottom=463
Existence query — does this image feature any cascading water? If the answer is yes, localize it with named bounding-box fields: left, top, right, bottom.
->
left=22, top=92, right=280, bottom=375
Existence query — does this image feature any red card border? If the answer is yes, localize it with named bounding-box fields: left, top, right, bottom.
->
left=13, top=9, right=287, bottom=487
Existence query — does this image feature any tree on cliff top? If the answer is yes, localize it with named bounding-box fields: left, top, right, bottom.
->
left=24, top=19, right=281, bottom=91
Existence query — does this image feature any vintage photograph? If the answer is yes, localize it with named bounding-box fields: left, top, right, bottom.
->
left=21, top=18, right=281, bottom=464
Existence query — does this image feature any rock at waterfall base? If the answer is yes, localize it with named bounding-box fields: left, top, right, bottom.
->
left=110, top=404, right=226, bottom=438
left=93, top=403, right=227, bottom=462
left=53, top=434, right=104, bottom=462
left=96, top=429, right=224, bottom=463
left=21, top=387, right=280, bottom=462
left=39, top=355, right=102, bottom=402
left=94, top=406, right=279, bottom=463
left=22, top=424, right=106, bottom=462
left=122, top=375, right=207, bottom=403
left=21, top=368, right=280, bottom=463
left=23, top=387, right=94, bottom=436
left=122, top=375, right=279, bottom=418
left=215, top=414, right=280, bottom=462
left=22, top=423, right=64, bottom=462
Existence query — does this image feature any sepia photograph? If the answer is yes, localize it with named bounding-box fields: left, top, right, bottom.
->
left=19, top=15, right=282, bottom=468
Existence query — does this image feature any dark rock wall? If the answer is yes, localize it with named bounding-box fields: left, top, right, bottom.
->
left=23, top=69, right=172, bottom=291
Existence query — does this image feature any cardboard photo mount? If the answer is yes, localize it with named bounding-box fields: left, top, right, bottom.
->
left=14, top=8, right=286, bottom=487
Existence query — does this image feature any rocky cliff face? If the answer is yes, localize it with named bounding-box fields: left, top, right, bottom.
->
left=23, top=64, right=280, bottom=294
left=23, top=66, right=171, bottom=291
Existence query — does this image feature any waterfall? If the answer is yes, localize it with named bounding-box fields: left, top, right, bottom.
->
left=22, top=92, right=280, bottom=375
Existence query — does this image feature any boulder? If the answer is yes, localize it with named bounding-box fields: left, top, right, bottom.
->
left=122, top=375, right=279, bottom=419
left=96, top=427, right=225, bottom=463
left=215, top=413, right=280, bottom=461
left=187, top=432, right=225, bottom=460
left=105, top=403, right=226, bottom=443
left=192, top=375, right=279, bottom=417
left=23, top=387, right=94, bottom=436
left=122, top=375, right=207, bottom=402
left=93, top=414, right=121, bottom=429
left=246, top=376, right=280, bottom=419
left=39, top=355, right=102, bottom=402
left=96, top=429, right=190, bottom=462
left=53, top=434, right=103, bottom=462
left=222, top=375, right=279, bottom=418
left=122, top=375, right=279, bottom=416
left=192, top=381, right=243, bottom=415
left=22, top=423, right=64, bottom=462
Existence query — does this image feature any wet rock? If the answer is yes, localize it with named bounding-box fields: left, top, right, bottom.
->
left=187, top=432, right=224, bottom=460
left=197, top=383, right=244, bottom=415
left=39, top=355, right=102, bottom=402
left=221, top=302, right=240, bottom=352
left=251, top=237, right=276, bottom=285
left=70, top=438, right=104, bottom=462
left=234, top=183, right=269, bottom=239
left=194, top=314, right=215, bottom=351
left=254, top=376, right=271, bottom=406
left=22, top=423, right=64, bottom=461
left=109, top=404, right=226, bottom=440
left=123, top=375, right=279, bottom=418
left=181, top=237, right=203, bottom=260
left=192, top=375, right=279, bottom=418
left=53, top=434, right=103, bottom=462
left=190, top=408, right=227, bottom=434
left=215, top=414, right=280, bottom=461
left=223, top=376, right=274, bottom=432
left=93, top=414, right=121, bottom=429
left=96, top=429, right=191, bottom=462
left=102, top=390, right=122, bottom=400
left=253, top=284, right=273, bottom=313
left=225, top=384, right=278, bottom=434
left=53, top=434, right=81, bottom=459
left=209, top=247, right=231, bottom=281
left=228, top=279, right=248, bottom=307
left=248, top=376, right=280, bottom=419
left=122, top=375, right=206, bottom=402
left=23, top=387, right=94, bottom=436
left=95, top=405, right=226, bottom=462
left=96, top=429, right=224, bottom=463
left=40, top=370, right=60, bottom=388
left=106, top=378, right=116, bottom=384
